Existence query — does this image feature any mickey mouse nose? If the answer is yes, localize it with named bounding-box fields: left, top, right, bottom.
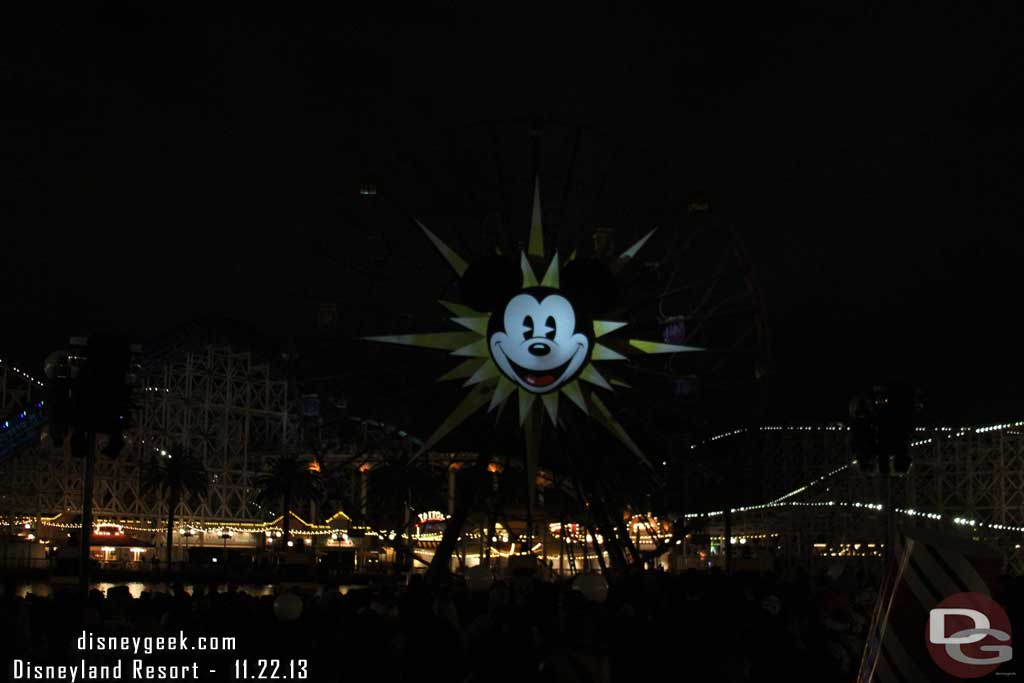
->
left=528, top=343, right=551, bottom=357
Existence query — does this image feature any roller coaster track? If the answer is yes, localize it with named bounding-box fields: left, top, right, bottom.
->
left=0, top=356, right=46, bottom=462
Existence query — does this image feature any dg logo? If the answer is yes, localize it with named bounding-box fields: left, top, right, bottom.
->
left=927, top=592, right=1013, bottom=678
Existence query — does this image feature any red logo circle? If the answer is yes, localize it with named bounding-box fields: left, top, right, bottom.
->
left=926, top=592, right=1012, bottom=678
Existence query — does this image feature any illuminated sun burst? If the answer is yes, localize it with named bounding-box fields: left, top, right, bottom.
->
left=366, top=179, right=701, bottom=471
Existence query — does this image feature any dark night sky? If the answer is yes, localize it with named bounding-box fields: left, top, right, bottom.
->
left=3, top=2, right=1023, bottom=427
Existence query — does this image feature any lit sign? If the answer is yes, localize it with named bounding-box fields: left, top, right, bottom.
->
left=417, top=511, right=446, bottom=525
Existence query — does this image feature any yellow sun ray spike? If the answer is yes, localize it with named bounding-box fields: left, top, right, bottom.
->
left=437, top=358, right=487, bottom=382
left=593, top=320, right=628, bottom=337
left=520, top=251, right=539, bottom=287
left=417, top=220, right=469, bottom=276
left=451, top=338, right=490, bottom=357
left=540, top=251, right=560, bottom=288
left=439, top=301, right=484, bottom=317
left=494, top=393, right=511, bottom=423
left=541, top=392, right=559, bottom=425
left=451, top=316, right=489, bottom=334
left=591, top=344, right=627, bottom=361
left=629, top=340, right=703, bottom=354
left=560, top=381, right=588, bottom=415
left=489, top=376, right=516, bottom=412
left=580, top=364, right=613, bottom=390
left=590, top=393, right=655, bottom=471
left=408, top=383, right=493, bottom=463
left=610, top=378, right=632, bottom=389
left=567, top=249, right=577, bottom=263
left=463, top=359, right=500, bottom=386
left=365, top=332, right=479, bottom=350
left=528, top=176, right=544, bottom=259
left=518, top=388, right=536, bottom=425
left=619, top=228, right=657, bottom=260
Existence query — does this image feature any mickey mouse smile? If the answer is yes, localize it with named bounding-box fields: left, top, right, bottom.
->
left=494, top=342, right=585, bottom=389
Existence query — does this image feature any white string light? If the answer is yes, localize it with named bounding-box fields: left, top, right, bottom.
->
left=0, top=358, right=45, bottom=388
left=690, top=420, right=1024, bottom=453
left=11, top=353, right=1024, bottom=550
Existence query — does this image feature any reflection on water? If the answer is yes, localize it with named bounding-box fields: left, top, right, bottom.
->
left=13, top=582, right=364, bottom=599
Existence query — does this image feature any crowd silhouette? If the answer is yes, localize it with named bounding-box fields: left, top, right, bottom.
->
left=5, top=565, right=1020, bottom=682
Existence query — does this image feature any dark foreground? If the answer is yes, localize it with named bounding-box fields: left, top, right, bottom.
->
left=5, top=566, right=1021, bottom=682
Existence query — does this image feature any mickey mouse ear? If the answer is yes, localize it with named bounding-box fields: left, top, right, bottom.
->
left=561, top=259, right=618, bottom=316
left=459, top=255, right=521, bottom=313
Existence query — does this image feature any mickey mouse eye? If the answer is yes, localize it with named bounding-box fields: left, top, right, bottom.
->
left=544, top=315, right=556, bottom=340
left=522, top=315, right=534, bottom=340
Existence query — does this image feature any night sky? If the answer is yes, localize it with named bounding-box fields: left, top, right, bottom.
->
left=3, top=3, right=1023, bottom=428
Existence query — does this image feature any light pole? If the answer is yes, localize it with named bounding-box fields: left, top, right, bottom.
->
left=44, top=335, right=140, bottom=597
left=78, top=430, right=97, bottom=590
left=180, top=528, right=195, bottom=566
left=850, top=383, right=921, bottom=564
left=220, top=530, right=232, bottom=565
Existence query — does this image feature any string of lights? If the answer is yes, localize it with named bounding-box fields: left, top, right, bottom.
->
left=766, top=461, right=855, bottom=505
left=0, top=357, right=45, bottom=388
left=10, top=494, right=1022, bottom=556
left=0, top=401, right=46, bottom=432
left=10, top=415, right=1024, bottom=555
left=711, top=533, right=779, bottom=541
left=691, top=419, right=1024, bottom=452
left=28, top=511, right=352, bottom=537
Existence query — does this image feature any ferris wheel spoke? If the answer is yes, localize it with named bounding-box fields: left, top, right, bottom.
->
left=684, top=245, right=736, bottom=319
left=674, top=295, right=760, bottom=335
left=345, top=119, right=770, bottom=452
left=486, top=122, right=507, bottom=224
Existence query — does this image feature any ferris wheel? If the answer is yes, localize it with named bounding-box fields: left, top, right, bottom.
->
left=313, top=117, right=772, bottom=457
left=376, top=119, right=770, bottom=414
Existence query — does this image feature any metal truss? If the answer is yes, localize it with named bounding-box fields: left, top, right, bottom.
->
left=1, top=358, right=41, bottom=418
left=707, top=426, right=1024, bottom=573
left=0, top=347, right=291, bottom=524
left=2, top=343, right=513, bottom=527
left=8, top=342, right=1024, bottom=574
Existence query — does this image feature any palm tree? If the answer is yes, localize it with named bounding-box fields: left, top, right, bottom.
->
left=360, top=457, right=447, bottom=571
left=141, top=445, right=208, bottom=566
left=255, top=454, right=324, bottom=547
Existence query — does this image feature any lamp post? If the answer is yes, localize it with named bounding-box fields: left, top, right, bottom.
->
left=180, top=527, right=195, bottom=566
left=220, top=530, right=232, bottom=565
left=44, top=335, right=140, bottom=597
left=850, top=383, right=921, bottom=563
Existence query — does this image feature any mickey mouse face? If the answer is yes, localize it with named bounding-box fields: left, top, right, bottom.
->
left=488, top=288, right=592, bottom=394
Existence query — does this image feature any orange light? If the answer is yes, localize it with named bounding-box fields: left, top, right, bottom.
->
left=358, top=463, right=372, bottom=473
left=487, top=463, right=502, bottom=473
left=307, top=460, right=321, bottom=473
